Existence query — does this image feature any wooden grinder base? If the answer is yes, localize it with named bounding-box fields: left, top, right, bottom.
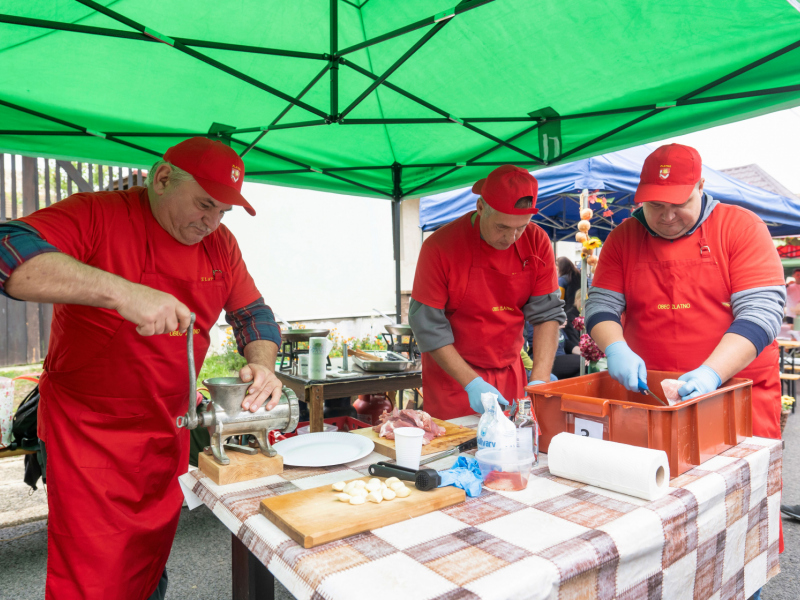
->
left=198, top=450, right=284, bottom=485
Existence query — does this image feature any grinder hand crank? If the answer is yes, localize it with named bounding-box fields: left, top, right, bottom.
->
left=175, top=313, right=300, bottom=465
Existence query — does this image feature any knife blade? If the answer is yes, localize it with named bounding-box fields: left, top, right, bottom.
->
left=419, top=436, right=477, bottom=466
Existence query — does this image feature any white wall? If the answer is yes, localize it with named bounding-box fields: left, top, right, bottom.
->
left=221, top=182, right=397, bottom=323
left=400, top=197, right=422, bottom=293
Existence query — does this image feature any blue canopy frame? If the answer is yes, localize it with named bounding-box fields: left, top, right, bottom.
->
left=419, top=145, right=800, bottom=239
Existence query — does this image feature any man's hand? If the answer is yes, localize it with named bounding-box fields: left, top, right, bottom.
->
left=605, top=341, right=647, bottom=392
left=678, top=366, right=722, bottom=400
left=115, top=283, right=192, bottom=336
left=239, top=363, right=283, bottom=412
left=465, top=377, right=509, bottom=414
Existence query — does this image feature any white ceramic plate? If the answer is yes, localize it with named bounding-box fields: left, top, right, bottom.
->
left=273, top=432, right=375, bottom=467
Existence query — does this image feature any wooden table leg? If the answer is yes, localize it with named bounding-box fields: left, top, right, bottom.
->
left=231, top=533, right=274, bottom=600
left=310, top=384, right=324, bottom=432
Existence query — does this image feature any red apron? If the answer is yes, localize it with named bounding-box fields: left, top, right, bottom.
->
left=40, top=193, right=229, bottom=599
left=422, top=215, right=541, bottom=420
left=623, top=220, right=781, bottom=439
left=623, top=220, right=783, bottom=552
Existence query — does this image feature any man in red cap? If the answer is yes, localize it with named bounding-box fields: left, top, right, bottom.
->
left=409, top=165, right=565, bottom=419
left=586, top=144, right=785, bottom=439
left=0, top=137, right=282, bottom=599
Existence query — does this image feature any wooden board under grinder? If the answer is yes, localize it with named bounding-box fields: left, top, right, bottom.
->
left=259, top=477, right=465, bottom=548
left=351, top=418, right=476, bottom=460
left=198, top=450, right=283, bottom=486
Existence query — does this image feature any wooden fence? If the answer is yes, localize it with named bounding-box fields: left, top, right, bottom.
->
left=0, top=155, right=145, bottom=367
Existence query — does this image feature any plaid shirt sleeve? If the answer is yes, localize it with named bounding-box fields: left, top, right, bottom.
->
left=224, top=297, right=282, bottom=356
left=0, top=221, right=60, bottom=298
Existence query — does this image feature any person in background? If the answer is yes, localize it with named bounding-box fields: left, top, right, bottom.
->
left=557, top=256, right=581, bottom=311
left=524, top=290, right=581, bottom=380
left=784, top=270, right=800, bottom=324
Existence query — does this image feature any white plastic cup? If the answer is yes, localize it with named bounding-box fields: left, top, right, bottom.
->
left=298, top=355, right=309, bottom=377
left=394, top=427, right=425, bottom=470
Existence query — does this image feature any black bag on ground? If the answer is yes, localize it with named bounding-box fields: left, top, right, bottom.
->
left=10, top=383, right=45, bottom=490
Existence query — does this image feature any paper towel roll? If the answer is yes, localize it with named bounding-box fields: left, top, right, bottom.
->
left=547, top=433, right=670, bottom=501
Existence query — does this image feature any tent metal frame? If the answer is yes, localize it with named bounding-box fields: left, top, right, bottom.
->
left=2, top=3, right=798, bottom=200
left=2, top=2, right=800, bottom=320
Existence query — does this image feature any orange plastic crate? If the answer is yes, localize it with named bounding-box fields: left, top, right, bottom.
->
left=524, top=370, right=752, bottom=478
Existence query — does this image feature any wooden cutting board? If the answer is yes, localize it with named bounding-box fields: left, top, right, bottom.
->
left=259, top=476, right=465, bottom=548
left=350, top=418, right=476, bottom=460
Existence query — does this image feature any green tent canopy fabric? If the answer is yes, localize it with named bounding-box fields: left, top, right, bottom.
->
left=1, top=0, right=800, bottom=201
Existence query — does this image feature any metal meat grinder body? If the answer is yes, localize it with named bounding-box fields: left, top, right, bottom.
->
left=176, top=313, right=300, bottom=465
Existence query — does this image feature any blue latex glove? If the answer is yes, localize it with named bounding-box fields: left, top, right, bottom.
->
left=605, top=341, right=647, bottom=392
left=678, top=365, right=722, bottom=400
left=465, top=377, right=508, bottom=413
left=438, top=456, right=483, bottom=497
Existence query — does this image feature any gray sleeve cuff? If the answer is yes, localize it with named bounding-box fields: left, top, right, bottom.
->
left=409, top=298, right=455, bottom=353
left=523, top=292, right=566, bottom=325
left=730, top=285, right=786, bottom=345
left=585, top=286, right=626, bottom=322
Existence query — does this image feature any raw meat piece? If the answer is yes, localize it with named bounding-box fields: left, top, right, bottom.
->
left=372, top=408, right=446, bottom=445
left=661, top=379, right=684, bottom=405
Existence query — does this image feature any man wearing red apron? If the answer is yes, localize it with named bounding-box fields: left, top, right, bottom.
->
left=0, top=138, right=283, bottom=599
left=586, top=144, right=785, bottom=561
left=409, top=165, right=565, bottom=420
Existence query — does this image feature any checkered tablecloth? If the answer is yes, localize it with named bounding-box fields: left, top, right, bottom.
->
left=180, top=416, right=782, bottom=600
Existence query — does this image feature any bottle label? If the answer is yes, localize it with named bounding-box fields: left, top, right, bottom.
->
left=516, top=428, right=534, bottom=453
left=357, top=413, right=372, bottom=425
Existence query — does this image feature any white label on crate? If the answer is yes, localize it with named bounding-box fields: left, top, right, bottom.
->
left=574, top=417, right=604, bottom=440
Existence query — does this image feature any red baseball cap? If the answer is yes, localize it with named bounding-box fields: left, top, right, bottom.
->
left=472, top=165, right=539, bottom=215
left=163, top=137, right=255, bottom=216
left=635, top=144, right=702, bottom=205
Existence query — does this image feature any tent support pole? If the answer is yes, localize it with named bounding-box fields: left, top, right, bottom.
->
left=340, top=58, right=543, bottom=164
left=75, top=0, right=328, bottom=119
left=337, top=0, right=496, bottom=56
left=330, top=0, right=339, bottom=120
left=392, top=163, right=403, bottom=323
left=339, top=21, right=450, bottom=120
left=0, top=13, right=328, bottom=59
left=0, top=98, right=162, bottom=158
left=579, top=189, right=589, bottom=377
left=240, top=63, right=331, bottom=158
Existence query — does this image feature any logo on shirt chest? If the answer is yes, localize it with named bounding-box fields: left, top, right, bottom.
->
left=170, top=328, right=201, bottom=337
left=492, top=306, right=515, bottom=312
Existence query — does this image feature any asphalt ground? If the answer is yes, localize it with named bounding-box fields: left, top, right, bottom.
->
left=1, top=413, right=798, bottom=599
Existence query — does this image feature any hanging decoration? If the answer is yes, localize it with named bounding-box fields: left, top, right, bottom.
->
left=574, top=198, right=604, bottom=273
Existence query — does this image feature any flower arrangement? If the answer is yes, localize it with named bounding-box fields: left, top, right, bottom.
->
left=782, top=395, right=795, bottom=412
left=572, top=316, right=606, bottom=364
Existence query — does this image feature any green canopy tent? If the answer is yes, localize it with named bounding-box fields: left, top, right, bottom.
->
left=2, top=0, right=800, bottom=319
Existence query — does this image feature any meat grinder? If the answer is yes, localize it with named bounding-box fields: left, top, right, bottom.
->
left=176, top=313, right=300, bottom=465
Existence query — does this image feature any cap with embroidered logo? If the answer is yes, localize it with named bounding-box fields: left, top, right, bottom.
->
left=472, top=165, right=539, bottom=215
left=635, top=144, right=702, bottom=205
left=163, top=137, right=255, bottom=216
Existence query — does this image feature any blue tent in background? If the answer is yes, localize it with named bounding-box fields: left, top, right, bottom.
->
left=419, top=145, right=800, bottom=240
